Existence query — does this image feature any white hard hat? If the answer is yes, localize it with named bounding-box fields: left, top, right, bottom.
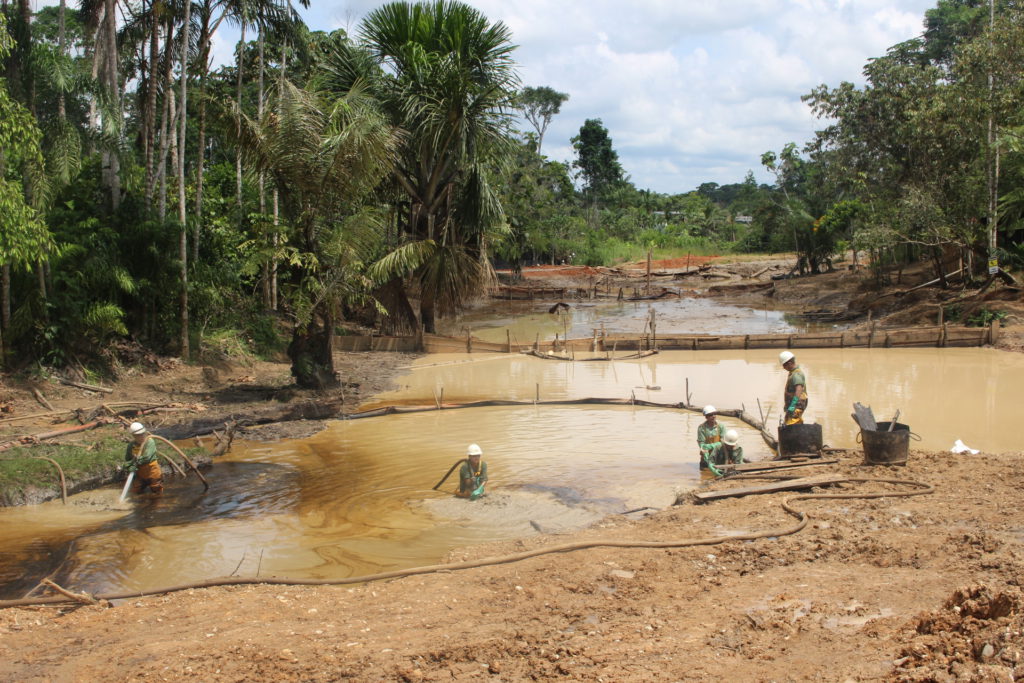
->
left=466, top=443, right=483, bottom=457
left=779, top=351, right=795, bottom=365
left=702, top=405, right=717, bottom=416
left=723, top=429, right=740, bottom=446
left=128, top=422, right=147, bottom=435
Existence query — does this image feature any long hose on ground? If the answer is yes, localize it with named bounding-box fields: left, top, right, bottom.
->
left=0, top=477, right=933, bottom=609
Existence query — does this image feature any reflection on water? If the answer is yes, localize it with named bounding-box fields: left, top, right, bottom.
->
left=3, top=346, right=1021, bottom=599
left=1, top=405, right=728, bottom=598
left=438, top=297, right=842, bottom=343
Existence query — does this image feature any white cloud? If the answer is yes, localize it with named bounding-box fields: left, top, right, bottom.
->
left=228, top=0, right=940, bottom=192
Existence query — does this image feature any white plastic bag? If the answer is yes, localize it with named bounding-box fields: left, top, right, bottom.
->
left=950, top=439, right=979, bottom=455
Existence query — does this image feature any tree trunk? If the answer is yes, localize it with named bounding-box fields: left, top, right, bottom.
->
left=235, top=20, right=245, bottom=217
left=143, top=3, right=160, bottom=212
left=102, top=0, right=121, bottom=212
left=1, top=264, right=9, bottom=358
left=287, top=308, right=337, bottom=389
left=193, top=0, right=213, bottom=258
left=258, top=26, right=269, bottom=308
left=178, top=0, right=191, bottom=359
left=57, top=0, right=66, bottom=120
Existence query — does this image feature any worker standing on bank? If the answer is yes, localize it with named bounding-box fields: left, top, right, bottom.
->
left=701, top=428, right=745, bottom=476
left=457, top=444, right=488, bottom=500
left=697, top=405, right=727, bottom=471
left=123, top=422, right=163, bottom=495
left=779, top=351, right=808, bottom=425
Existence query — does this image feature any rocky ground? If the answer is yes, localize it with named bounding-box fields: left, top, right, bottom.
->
left=1, top=449, right=1023, bottom=681
left=1, top=254, right=1023, bottom=681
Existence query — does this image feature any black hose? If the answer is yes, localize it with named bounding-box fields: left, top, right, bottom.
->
left=432, top=458, right=466, bottom=490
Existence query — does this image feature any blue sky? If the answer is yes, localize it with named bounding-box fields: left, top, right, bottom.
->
left=209, top=1, right=940, bottom=194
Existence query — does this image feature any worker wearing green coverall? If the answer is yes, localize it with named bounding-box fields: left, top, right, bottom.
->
left=457, top=443, right=488, bottom=499
left=780, top=351, right=808, bottom=425
left=702, top=428, right=745, bottom=476
left=697, top=405, right=727, bottom=471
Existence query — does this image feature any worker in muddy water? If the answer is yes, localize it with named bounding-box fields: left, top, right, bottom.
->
left=123, top=422, right=164, bottom=495
left=701, top=428, right=745, bottom=476
left=779, top=351, right=808, bottom=425
left=697, top=405, right=727, bottom=471
left=456, top=443, right=488, bottom=500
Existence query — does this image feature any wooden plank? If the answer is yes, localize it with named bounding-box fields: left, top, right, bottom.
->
left=692, top=474, right=847, bottom=502
left=852, top=402, right=877, bottom=431
left=719, top=458, right=838, bottom=474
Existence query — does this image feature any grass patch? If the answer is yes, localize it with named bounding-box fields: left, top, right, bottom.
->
left=0, top=438, right=125, bottom=500
left=0, top=437, right=207, bottom=505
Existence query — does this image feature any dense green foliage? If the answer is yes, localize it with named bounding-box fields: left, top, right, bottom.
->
left=0, top=0, right=1019, bottom=378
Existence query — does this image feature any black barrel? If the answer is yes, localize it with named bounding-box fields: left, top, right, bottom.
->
left=862, top=422, right=910, bottom=466
left=777, top=423, right=823, bottom=458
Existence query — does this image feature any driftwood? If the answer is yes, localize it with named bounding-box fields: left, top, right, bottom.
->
left=32, top=388, right=55, bottom=411
left=40, top=579, right=104, bottom=606
left=0, top=409, right=75, bottom=425
left=59, top=378, right=114, bottom=394
left=0, top=420, right=106, bottom=452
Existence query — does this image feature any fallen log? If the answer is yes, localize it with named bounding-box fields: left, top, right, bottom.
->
left=692, top=474, right=847, bottom=503
left=32, top=388, right=55, bottom=411
left=59, top=379, right=114, bottom=394
left=0, top=420, right=105, bottom=452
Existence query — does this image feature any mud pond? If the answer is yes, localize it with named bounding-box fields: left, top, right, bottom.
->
left=2, top=298, right=1021, bottom=599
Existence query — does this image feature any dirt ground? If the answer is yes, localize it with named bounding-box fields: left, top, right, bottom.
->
left=1, top=255, right=1024, bottom=681
left=2, top=450, right=1023, bottom=681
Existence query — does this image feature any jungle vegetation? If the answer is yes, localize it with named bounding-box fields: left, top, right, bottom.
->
left=0, top=0, right=1020, bottom=385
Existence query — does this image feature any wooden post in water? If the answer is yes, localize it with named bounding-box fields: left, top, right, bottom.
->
left=507, top=329, right=512, bottom=353
left=646, top=248, right=652, bottom=294
left=989, top=319, right=1000, bottom=345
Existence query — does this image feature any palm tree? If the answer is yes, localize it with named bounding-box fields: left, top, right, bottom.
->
left=339, top=0, right=519, bottom=334
left=227, top=79, right=397, bottom=387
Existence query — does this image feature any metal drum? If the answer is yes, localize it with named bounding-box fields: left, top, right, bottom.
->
left=862, top=422, right=910, bottom=466
left=777, top=423, right=823, bottom=458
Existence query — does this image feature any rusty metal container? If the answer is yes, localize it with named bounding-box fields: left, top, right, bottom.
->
left=777, top=423, right=823, bottom=458
left=862, top=421, right=910, bottom=466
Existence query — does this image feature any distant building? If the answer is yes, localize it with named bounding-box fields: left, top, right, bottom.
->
left=734, top=215, right=753, bottom=224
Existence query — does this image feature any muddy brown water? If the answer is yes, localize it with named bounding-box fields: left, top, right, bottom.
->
left=2, top=346, right=1020, bottom=599
left=438, top=297, right=839, bottom=342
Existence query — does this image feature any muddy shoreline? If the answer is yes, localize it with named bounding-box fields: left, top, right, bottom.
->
left=2, top=448, right=1023, bottom=681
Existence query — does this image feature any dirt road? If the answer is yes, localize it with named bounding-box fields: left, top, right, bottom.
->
left=2, top=449, right=1023, bottom=681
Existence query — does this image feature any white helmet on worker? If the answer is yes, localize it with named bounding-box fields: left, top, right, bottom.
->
left=723, top=429, right=740, bottom=446
left=702, top=405, right=717, bottom=416
left=779, top=351, right=795, bottom=365
left=466, top=443, right=483, bottom=457
left=128, top=422, right=147, bottom=435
